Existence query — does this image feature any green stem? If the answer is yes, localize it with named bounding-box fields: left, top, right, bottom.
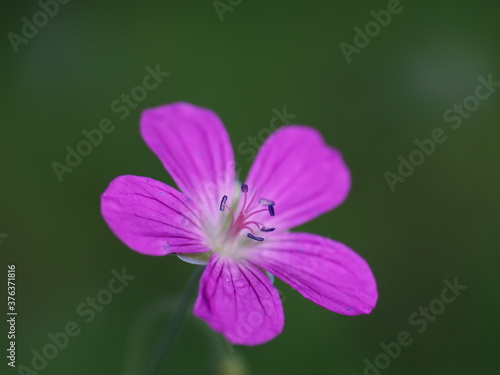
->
left=145, top=266, right=203, bottom=375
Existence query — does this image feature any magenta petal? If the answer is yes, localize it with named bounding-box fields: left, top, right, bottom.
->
left=140, top=103, right=235, bottom=218
left=244, top=126, right=350, bottom=230
left=245, top=232, right=377, bottom=315
left=194, top=254, right=284, bottom=345
left=101, top=175, right=209, bottom=256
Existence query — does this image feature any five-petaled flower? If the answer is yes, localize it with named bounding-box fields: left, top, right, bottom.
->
left=101, top=102, right=377, bottom=345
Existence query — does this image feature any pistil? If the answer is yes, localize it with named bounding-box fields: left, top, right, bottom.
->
left=219, top=183, right=276, bottom=242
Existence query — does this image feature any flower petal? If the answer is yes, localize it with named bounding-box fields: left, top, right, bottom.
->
left=244, top=232, right=377, bottom=315
left=244, top=126, right=350, bottom=230
left=140, top=102, right=235, bottom=218
left=101, top=175, right=209, bottom=256
left=194, top=254, right=284, bottom=345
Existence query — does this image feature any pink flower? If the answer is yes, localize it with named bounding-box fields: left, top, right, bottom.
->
left=101, top=102, right=377, bottom=345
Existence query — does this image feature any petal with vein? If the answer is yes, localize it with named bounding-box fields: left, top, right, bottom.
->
left=101, top=175, right=209, bottom=256
left=194, top=254, right=284, bottom=345
left=140, top=102, right=235, bottom=218
left=244, top=126, right=350, bottom=230
left=245, top=232, right=378, bottom=315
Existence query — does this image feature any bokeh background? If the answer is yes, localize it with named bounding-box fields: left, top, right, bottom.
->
left=1, top=0, right=499, bottom=374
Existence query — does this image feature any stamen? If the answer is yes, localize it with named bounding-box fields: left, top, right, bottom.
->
left=219, top=184, right=276, bottom=243
left=247, top=233, right=264, bottom=242
left=260, top=226, right=275, bottom=232
left=219, top=195, right=228, bottom=211
left=244, top=208, right=269, bottom=220
left=241, top=183, right=249, bottom=212
left=245, top=221, right=263, bottom=230
left=240, top=225, right=255, bottom=234
left=259, top=198, right=275, bottom=206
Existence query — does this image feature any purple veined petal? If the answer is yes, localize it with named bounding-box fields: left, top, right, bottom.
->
left=101, top=175, right=210, bottom=256
left=244, top=126, right=351, bottom=230
left=140, top=102, right=235, bottom=219
left=244, top=232, right=378, bottom=316
left=194, top=253, right=284, bottom=345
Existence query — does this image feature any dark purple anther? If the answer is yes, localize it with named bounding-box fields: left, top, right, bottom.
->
left=241, top=183, right=248, bottom=193
left=247, top=233, right=264, bottom=242
left=220, top=195, right=228, bottom=211
left=259, top=198, right=275, bottom=206
left=261, top=226, right=275, bottom=232
left=268, top=204, right=275, bottom=217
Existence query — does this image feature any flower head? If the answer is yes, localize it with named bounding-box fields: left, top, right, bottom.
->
left=101, top=102, right=377, bottom=345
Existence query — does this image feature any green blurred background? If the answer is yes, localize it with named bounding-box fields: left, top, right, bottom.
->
left=1, top=0, right=499, bottom=374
